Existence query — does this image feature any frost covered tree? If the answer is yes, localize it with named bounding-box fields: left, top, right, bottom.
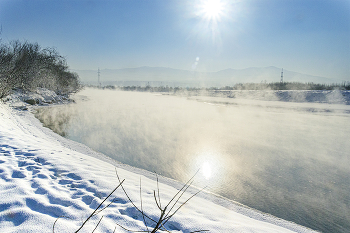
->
left=0, top=40, right=81, bottom=98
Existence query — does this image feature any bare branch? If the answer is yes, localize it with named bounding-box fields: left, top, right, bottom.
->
left=164, top=180, right=194, bottom=220
left=140, top=178, right=150, bottom=233
left=115, top=168, right=157, bottom=224
left=74, top=179, right=125, bottom=233
left=53, top=215, right=72, bottom=233
left=114, top=222, right=150, bottom=232
left=91, top=216, right=104, bottom=233
left=164, top=186, right=207, bottom=225
left=164, top=169, right=199, bottom=211
left=155, top=173, right=162, bottom=209
left=153, top=190, right=162, bottom=211
left=93, top=197, right=119, bottom=216
left=114, top=168, right=208, bottom=233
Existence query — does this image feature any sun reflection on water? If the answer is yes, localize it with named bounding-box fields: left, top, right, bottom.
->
left=192, top=147, right=225, bottom=183
left=202, top=161, right=212, bottom=180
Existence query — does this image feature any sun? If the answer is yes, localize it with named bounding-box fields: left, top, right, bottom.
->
left=200, top=0, right=226, bottom=21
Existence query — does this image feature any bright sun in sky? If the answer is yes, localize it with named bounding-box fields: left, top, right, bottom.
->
left=200, top=0, right=225, bottom=21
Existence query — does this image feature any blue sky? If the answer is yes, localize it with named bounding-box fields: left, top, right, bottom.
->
left=1, top=0, right=349, bottom=81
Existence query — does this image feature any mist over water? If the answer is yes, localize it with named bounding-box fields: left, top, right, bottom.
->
left=35, top=88, right=350, bottom=233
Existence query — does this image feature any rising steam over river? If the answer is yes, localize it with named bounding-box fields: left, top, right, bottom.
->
left=35, top=88, right=350, bottom=233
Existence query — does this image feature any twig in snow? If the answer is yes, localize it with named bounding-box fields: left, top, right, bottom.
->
left=115, top=168, right=208, bottom=233
left=74, top=179, right=125, bottom=233
left=53, top=215, right=72, bottom=233
left=91, top=216, right=103, bottom=233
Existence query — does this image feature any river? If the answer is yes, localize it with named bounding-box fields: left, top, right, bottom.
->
left=35, top=88, right=350, bottom=232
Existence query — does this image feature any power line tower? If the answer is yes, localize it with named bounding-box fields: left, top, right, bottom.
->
left=280, top=68, right=284, bottom=83
left=98, top=68, right=101, bottom=88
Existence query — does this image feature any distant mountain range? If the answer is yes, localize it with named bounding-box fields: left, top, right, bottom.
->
left=72, top=66, right=337, bottom=87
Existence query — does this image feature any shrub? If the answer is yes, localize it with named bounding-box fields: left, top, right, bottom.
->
left=0, top=40, right=81, bottom=98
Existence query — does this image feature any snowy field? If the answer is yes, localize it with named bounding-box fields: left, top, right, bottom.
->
left=0, top=90, right=317, bottom=232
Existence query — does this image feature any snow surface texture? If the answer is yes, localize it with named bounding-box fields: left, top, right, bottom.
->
left=0, top=92, right=318, bottom=232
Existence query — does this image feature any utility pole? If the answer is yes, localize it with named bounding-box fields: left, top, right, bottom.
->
left=98, top=68, right=101, bottom=88
left=280, top=68, right=284, bottom=83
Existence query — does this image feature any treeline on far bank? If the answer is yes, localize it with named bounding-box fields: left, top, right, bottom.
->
left=0, top=40, right=81, bottom=98
left=218, top=82, right=350, bottom=91
left=93, top=81, right=350, bottom=92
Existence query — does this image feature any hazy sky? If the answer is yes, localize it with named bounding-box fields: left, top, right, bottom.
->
left=1, top=0, right=349, bottom=80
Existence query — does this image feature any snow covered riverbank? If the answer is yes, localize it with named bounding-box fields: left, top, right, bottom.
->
left=0, top=95, right=317, bottom=232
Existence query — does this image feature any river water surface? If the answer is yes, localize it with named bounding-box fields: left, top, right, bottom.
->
left=35, top=88, right=350, bottom=232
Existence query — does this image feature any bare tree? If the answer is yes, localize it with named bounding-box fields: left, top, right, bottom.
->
left=0, top=40, right=81, bottom=98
